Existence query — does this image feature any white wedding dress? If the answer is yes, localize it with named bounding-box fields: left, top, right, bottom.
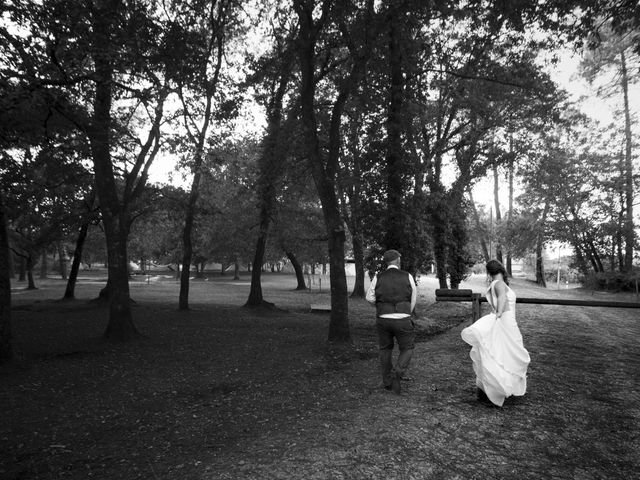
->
left=461, top=280, right=530, bottom=406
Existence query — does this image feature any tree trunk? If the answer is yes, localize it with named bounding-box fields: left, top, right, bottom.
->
left=89, top=1, right=138, bottom=340
left=404, top=116, right=430, bottom=276
left=616, top=189, right=625, bottom=271
left=247, top=234, right=267, bottom=304
left=326, top=225, right=350, bottom=341
left=581, top=232, right=600, bottom=273
left=286, top=251, right=307, bottom=290
left=616, top=229, right=624, bottom=272
left=26, top=254, right=37, bottom=290
left=179, top=161, right=202, bottom=310
left=506, top=156, right=514, bottom=275
left=535, top=241, right=546, bottom=287
left=467, top=188, right=490, bottom=262
left=341, top=121, right=366, bottom=297
left=40, top=250, right=47, bottom=279
left=245, top=52, right=291, bottom=307
left=431, top=190, right=449, bottom=288
left=7, top=249, right=14, bottom=279
left=434, top=244, right=448, bottom=288
left=57, top=242, right=68, bottom=280
left=588, top=238, right=604, bottom=273
left=177, top=2, right=225, bottom=309
left=233, top=258, right=240, bottom=281
left=447, top=202, right=468, bottom=289
left=295, top=2, right=352, bottom=343
left=571, top=242, right=590, bottom=276
left=63, top=221, right=89, bottom=300
left=384, top=5, right=405, bottom=253
left=535, top=202, right=549, bottom=287
left=492, top=165, right=503, bottom=264
left=18, top=256, right=25, bottom=282
left=620, top=51, right=634, bottom=273
left=0, top=193, right=13, bottom=363
left=101, top=223, right=137, bottom=340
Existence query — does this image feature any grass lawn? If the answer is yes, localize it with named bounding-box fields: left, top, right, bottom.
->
left=1, top=272, right=639, bottom=479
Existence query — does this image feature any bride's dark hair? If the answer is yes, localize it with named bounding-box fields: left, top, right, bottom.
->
left=486, top=259, right=509, bottom=285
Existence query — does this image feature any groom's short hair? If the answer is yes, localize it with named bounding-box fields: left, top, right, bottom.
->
left=383, top=249, right=401, bottom=264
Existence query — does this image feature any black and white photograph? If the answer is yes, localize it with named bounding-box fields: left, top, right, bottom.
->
left=1, top=1, right=639, bottom=478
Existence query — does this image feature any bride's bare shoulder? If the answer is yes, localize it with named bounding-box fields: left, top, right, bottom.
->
left=493, top=279, right=508, bottom=294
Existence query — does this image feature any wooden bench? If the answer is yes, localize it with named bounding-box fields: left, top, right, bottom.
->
left=310, top=304, right=331, bottom=313
left=435, top=289, right=485, bottom=322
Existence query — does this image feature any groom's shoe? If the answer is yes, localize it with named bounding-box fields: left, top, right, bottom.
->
left=380, top=380, right=393, bottom=391
left=391, top=372, right=402, bottom=394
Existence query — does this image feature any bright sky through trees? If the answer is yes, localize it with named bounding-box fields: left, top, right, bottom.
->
left=470, top=47, right=640, bottom=209
left=149, top=44, right=638, bottom=209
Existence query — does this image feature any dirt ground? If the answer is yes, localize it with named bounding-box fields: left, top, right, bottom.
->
left=1, top=272, right=639, bottom=479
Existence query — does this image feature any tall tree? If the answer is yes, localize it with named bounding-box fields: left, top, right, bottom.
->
left=246, top=19, right=296, bottom=307
left=396, top=2, right=557, bottom=286
left=506, top=142, right=515, bottom=275
left=172, top=0, right=241, bottom=310
left=383, top=2, right=408, bottom=255
left=90, top=2, right=169, bottom=338
left=63, top=193, right=96, bottom=300
left=293, top=0, right=377, bottom=343
left=0, top=192, right=12, bottom=363
left=338, top=106, right=367, bottom=297
left=579, top=24, right=638, bottom=273
left=516, top=124, right=601, bottom=284
left=2, top=1, right=172, bottom=339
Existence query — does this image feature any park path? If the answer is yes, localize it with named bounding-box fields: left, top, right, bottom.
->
left=210, top=280, right=640, bottom=480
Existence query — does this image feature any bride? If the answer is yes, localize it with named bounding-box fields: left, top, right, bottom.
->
left=461, top=260, right=530, bottom=407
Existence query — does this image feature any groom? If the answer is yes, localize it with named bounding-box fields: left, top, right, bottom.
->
left=366, top=249, right=417, bottom=394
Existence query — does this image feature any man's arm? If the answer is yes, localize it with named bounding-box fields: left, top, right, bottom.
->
left=409, top=274, right=417, bottom=312
left=366, top=275, right=377, bottom=304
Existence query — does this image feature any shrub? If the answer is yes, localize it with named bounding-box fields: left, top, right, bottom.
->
left=581, top=270, right=640, bottom=292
